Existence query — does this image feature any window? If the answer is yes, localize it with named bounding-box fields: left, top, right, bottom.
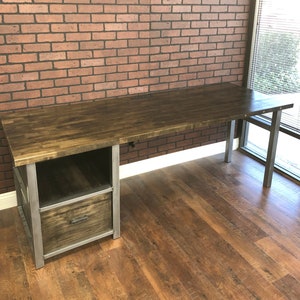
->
left=242, top=0, right=300, bottom=180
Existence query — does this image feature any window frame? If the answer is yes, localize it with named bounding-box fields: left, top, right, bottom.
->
left=241, top=0, right=300, bottom=181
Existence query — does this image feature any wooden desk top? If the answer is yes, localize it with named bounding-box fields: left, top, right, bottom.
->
left=1, top=83, right=293, bottom=167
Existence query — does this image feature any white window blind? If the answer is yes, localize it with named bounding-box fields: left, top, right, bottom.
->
left=248, top=0, right=300, bottom=135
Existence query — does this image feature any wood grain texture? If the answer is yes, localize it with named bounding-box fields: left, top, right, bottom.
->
left=1, top=83, right=293, bottom=166
left=0, top=151, right=299, bottom=299
left=41, top=193, right=112, bottom=255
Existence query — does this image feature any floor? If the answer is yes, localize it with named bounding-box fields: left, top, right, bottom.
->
left=0, top=151, right=299, bottom=299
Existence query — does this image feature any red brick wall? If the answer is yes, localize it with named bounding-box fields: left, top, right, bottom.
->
left=0, top=0, right=250, bottom=194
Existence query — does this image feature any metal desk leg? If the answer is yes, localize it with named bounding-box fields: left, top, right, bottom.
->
left=112, top=145, right=120, bottom=239
left=26, top=163, right=44, bottom=269
left=263, top=110, right=282, bottom=187
left=225, top=120, right=236, bottom=163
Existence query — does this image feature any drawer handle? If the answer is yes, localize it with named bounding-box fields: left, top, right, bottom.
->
left=70, top=215, right=88, bottom=225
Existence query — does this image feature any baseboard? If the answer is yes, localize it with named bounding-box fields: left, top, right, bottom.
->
left=120, top=138, right=239, bottom=179
left=0, top=190, right=17, bottom=210
left=0, top=139, right=239, bottom=210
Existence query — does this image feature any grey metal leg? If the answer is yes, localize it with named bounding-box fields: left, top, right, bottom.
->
left=225, top=120, right=236, bottom=163
left=26, top=164, right=44, bottom=269
left=112, top=145, right=120, bottom=239
left=263, top=110, right=282, bottom=187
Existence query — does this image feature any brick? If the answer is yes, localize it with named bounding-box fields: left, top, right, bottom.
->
left=42, top=86, right=68, bottom=97
left=0, top=100, right=27, bottom=112
left=51, top=24, right=78, bottom=32
left=128, top=5, right=150, bottom=13
left=79, top=24, right=104, bottom=32
left=173, top=5, right=192, bottom=12
left=94, top=66, right=117, bottom=74
left=21, top=24, right=50, bottom=33
left=0, top=64, right=23, bottom=74
left=4, top=14, right=34, bottom=23
left=106, top=88, right=127, bottom=99
left=181, top=29, right=199, bottom=36
left=0, top=25, right=20, bottom=34
left=19, top=4, right=48, bottom=13
left=24, top=44, right=50, bottom=54
left=36, top=14, right=63, bottom=23
left=92, top=14, right=115, bottom=23
left=118, top=79, right=138, bottom=88
left=40, top=69, right=67, bottom=80
left=210, top=21, right=227, bottom=28
left=0, top=4, right=17, bottom=13
left=104, top=5, right=127, bottom=13
left=67, top=32, right=91, bottom=41
left=128, top=39, right=149, bottom=47
left=28, top=97, right=55, bottom=107
left=81, top=74, right=105, bottom=84
left=0, top=82, right=24, bottom=93
left=180, top=58, right=198, bottom=66
left=171, top=52, right=189, bottom=60
left=55, top=77, right=80, bottom=87
left=105, top=40, right=127, bottom=49
left=50, top=4, right=77, bottom=13
left=38, top=33, right=64, bottom=42
left=192, top=5, right=210, bottom=13
left=13, top=89, right=41, bottom=100
left=118, top=64, right=138, bottom=72
left=54, top=60, right=80, bottom=69
left=10, top=72, right=39, bottom=82
left=104, top=23, right=127, bottom=31
left=69, top=84, right=93, bottom=94
left=162, top=13, right=181, bottom=21
left=128, top=70, right=148, bottom=79
left=151, top=22, right=171, bottom=30
left=26, top=80, right=54, bottom=90
left=39, top=52, right=66, bottom=61
left=81, top=58, right=104, bottom=67
left=106, top=56, right=127, bottom=65
left=82, top=90, right=105, bottom=101
left=117, top=14, right=138, bottom=22
left=52, top=42, right=79, bottom=51
left=129, top=55, right=149, bottom=64
left=6, top=34, right=36, bottom=44
left=93, top=32, right=116, bottom=40
left=0, top=44, right=21, bottom=54
left=79, top=5, right=103, bottom=13
left=67, top=50, right=92, bottom=59
left=56, top=94, right=81, bottom=104
left=65, top=14, right=91, bottom=23
left=68, top=67, right=93, bottom=77
left=80, top=41, right=104, bottom=50
left=9, top=53, right=37, bottom=63
left=106, top=72, right=127, bottom=81
left=95, top=81, right=117, bottom=90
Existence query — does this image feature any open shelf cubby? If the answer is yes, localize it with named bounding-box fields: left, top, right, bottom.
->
left=36, top=147, right=112, bottom=208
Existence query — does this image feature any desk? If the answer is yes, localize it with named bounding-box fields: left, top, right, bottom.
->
left=1, top=83, right=293, bottom=268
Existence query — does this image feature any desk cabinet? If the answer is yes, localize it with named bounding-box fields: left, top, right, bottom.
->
left=13, top=145, right=120, bottom=268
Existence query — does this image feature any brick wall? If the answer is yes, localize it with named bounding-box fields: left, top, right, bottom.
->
left=0, top=0, right=250, bottom=194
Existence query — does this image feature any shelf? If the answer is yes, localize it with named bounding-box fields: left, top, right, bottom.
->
left=36, top=148, right=111, bottom=208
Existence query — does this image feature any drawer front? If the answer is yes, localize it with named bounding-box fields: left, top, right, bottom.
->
left=41, top=193, right=112, bottom=255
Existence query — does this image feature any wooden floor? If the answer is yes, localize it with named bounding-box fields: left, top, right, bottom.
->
left=0, top=151, right=299, bottom=300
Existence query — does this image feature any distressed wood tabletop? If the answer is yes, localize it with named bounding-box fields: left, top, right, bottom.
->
left=1, top=83, right=293, bottom=167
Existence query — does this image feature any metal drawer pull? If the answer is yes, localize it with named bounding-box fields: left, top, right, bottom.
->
left=70, top=215, right=88, bottom=225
